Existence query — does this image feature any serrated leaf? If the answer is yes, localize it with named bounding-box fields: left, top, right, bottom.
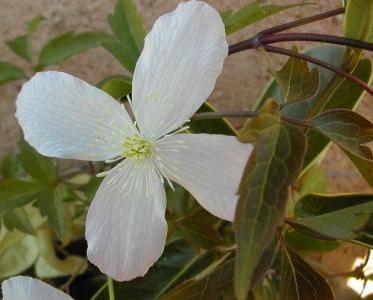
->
left=3, top=207, right=35, bottom=235
left=0, top=179, right=45, bottom=216
left=279, top=245, right=334, bottom=300
left=289, top=193, right=373, bottom=245
left=35, top=227, right=87, bottom=278
left=235, top=102, right=306, bottom=300
left=2, top=153, right=23, bottom=179
left=38, top=185, right=67, bottom=238
left=105, top=0, right=146, bottom=72
left=18, top=140, right=57, bottom=184
left=275, top=48, right=319, bottom=103
left=0, top=61, right=27, bottom=85
left=161, top=256, right=234, bottom=300
left=344, top=0, right=373, bottom=42
left=36, top=31, right=111, bottom=70
left=189, top=102, right=237, bottom=136
left=222, top=3, right=311, bottom=35
left=310, top=109, right=373, bottom=186
left=97, top=74, right=132, bottom=99
left=6, top=35, right=32, bottom=62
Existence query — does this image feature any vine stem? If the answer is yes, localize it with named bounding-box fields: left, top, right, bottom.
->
left=192, top=110, right=310, bottom=128
left=262, top=44, right=373, bottom=96
left=108, top=277, right=115, bottom=300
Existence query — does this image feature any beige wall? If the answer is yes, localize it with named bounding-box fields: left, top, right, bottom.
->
left=0, top=0, right=371, bottom=192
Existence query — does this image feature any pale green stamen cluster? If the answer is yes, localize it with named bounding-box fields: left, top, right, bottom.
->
left=122, top=135, right=154, bottom=160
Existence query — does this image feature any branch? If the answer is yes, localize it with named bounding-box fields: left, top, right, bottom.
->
left=192, top=110, right=310, bottom=128
left=260, top=33, right=373, bottom=52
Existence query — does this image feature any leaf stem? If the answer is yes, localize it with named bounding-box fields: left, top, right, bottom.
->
left=260, top=33, right=373, bottom=52
left=262, top=44, right=373, bottom=96
left=107, top=277, right=115, bottom=300
left=193, top=110, right=310, bottom=128
left=91, top=282, right=109, bottom=300
left=260, top=7, right=345, bottom=36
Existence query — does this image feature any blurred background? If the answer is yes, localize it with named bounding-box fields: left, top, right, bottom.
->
left=0, top=0, right=372, bottom=298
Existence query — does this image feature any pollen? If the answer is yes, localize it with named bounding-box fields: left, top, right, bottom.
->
left=122, top=135, right=154, bottom=160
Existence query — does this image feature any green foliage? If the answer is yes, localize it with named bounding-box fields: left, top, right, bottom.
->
left=97, top=74, right=132, bottom=100
left=279, top=245, right=334, bottom=300
left=3, top=207, right=35, bottom=235
left=6, top=15, right=44, bottom=62
left=290, top=193, right=373, bottom=246
left=18, top=140, right=57, bottom=184
left=36, top=31, right=111, bottom=70
left=235, top=102, right=306, bottom=300
left=0, top=61, right=27, bottom=84
left=222, top=3, right=310, bottom=35
left=310, top=109, right=373, bottom=186
left=274, top=48, right=319, bottom=104
left=2, top=153, right=23, bottom=179
left=103, top=0, right=146, bottom=72
left=344, top=0, right=373, bottom=42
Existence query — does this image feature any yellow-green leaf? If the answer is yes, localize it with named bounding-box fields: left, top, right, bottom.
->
left=344, top=0, right=373, bottom=42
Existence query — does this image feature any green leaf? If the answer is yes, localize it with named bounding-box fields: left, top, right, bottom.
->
left=0, top=230, right=38, bottom=278
left=222, top=3, right=311, bottom=35
left=274, top=47, right=319, bottom=104
left=344, top=0, right=373, bottom=42
left=6, top=36, right=32, bottom=62
left=0, top=179, right=45, bottom=216
left=105, top=0, right=146, bottom=72
left=18, top=140, right=57, bottom=184
left=0, top=61, right=27, bottom=85
left=310, top=109, right=373, bottom=186
left=279, top=245, right=334, bottom=300
left=235, top=102, right=307, bottom=300
left=36, top=31, right=111, bottom=70
left=27, top=15, right=45, bottom=35
left=161, top=257, right=234, bottom=300
left=290, top=193, right=373, bottom=243
left=38, top=185, right=67, bottom=238
left=35, top=227, right=87, bottom=278
left=3, top=207, right=35, bottom=235
left=189, top=102, right=237, bottom=135
left=97, top=74, right=132, bottom=99
left=2, top=153, right=23, bottom=179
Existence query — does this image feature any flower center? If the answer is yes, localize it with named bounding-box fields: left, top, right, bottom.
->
left=122, top=135, right=154, bottom=160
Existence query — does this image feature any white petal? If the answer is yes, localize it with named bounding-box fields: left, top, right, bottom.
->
left=155, top=134, right=253, bottom=221
left=2, top=276, right=72, bottom=300
left=132, top=0, right=228, bottom=139
left=16, top=71, right=137, bottom=161
left=86, top=159, right=167, bottom=281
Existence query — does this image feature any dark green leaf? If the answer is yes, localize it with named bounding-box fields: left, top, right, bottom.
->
left=344, top=0, right=373, bottom=42
left=18, top=140, right=57, bottom=184
left=189, top=102, right=237, bottom=135
left=38, top=185, right=67, bottom=238
left=275, top=48, right=319, bottom=104
left=161, top=256, right=234, bottom=300
left=3, top=207, right=35, bottom=235
left=290, top=193, right=373, bottom=243
left=284, top=230, right=340, bottom=253
left=235, top=102, right=306, bottom=300
left=222, top=3, right=311, bottom=35
left=106, top=0, right=146, bottom=72
left=279, top=245, right=334, bottom=300
left=6, top=36, right=32, bottom=62
left=84, top=176, right=103, bottom=202
left=97, top=74, right=132, bottom=99
left=310, top=109, right=373, bottom=186
left=0, top=179, right=45, bottom=216
left=37, top=31, right=111, bottom=70
left=2, top=153, right=23, bottom=179
left=0, top=61, right=27, bottom=85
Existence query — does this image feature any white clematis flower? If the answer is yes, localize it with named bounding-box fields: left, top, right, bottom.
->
left=15, top=0, right=253, bottom=281
left=2, top=276, right=72, bottom=300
